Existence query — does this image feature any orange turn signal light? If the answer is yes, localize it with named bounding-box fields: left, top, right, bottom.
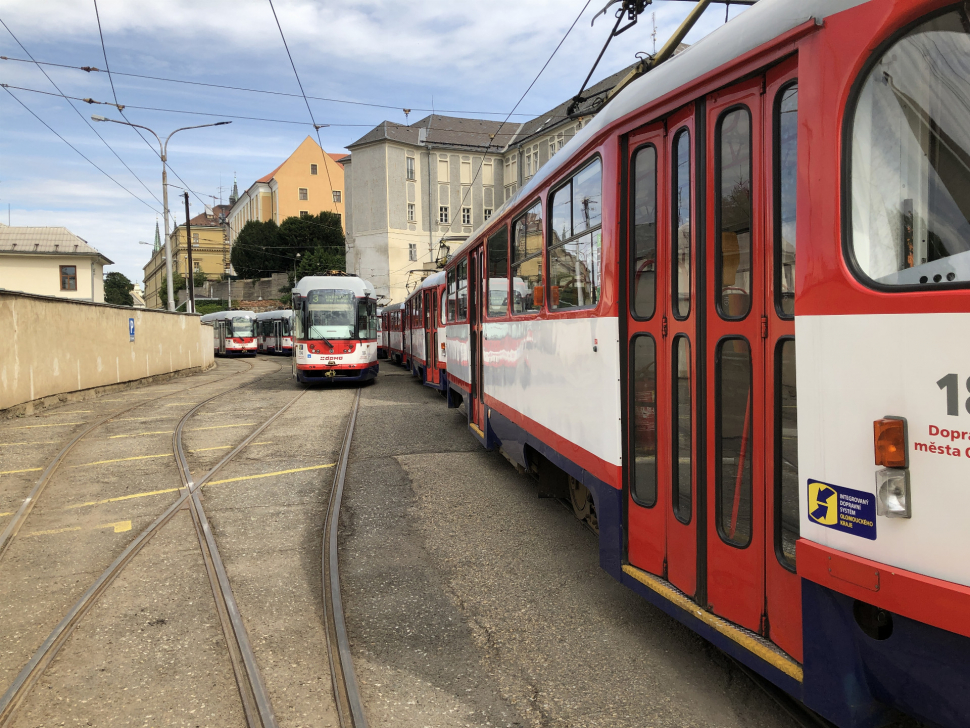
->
left=874, top=417, right=907, bottom=468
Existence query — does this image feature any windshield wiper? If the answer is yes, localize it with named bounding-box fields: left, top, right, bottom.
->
left=318, top=336, right=335, bottom=352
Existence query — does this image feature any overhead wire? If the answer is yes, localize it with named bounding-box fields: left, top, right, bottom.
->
left=266, top=0, right=338, bottom=216
left=0, top=17, right=164, bottom=209
left=1, top=85, right=161, bottom=214
left=0, top=55, right=549, bottom=119
left=92, top=0, right=210, bottom=226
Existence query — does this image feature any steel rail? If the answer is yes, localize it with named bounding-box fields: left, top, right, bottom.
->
left=174, top=377, right=295, bottom=728
left=0, top=358, right=255, bottom=561
left=0, top=360, right=294, bottom=726
left=322, top=389, right=368, bottom=728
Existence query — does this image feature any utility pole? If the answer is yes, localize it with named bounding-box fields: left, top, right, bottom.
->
left=185, top=192, right=196, bottom=314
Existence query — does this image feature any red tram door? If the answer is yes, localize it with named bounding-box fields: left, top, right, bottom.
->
left=701, top=66, right=801, bottom=658
left=625, top=108, right=698, bottom=597
left=425, top=289, right=440, bottom=385
left=468, top=247, right=486, bottom=434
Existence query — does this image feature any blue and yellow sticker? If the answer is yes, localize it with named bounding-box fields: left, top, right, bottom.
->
left=807, top=479, right=877, bottom=540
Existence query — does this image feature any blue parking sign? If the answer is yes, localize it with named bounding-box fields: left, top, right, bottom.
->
left=129, top=317, right=135, bottom=342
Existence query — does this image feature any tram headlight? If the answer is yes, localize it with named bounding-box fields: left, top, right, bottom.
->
left=875, top=468, right=911, bottom=519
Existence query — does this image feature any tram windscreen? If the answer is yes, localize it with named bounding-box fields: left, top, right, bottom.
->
left=230, top=317, right=254, bottom=337
left=304, top=290, right=356, bottom=340
left=850, top=9, right=970, bottom=286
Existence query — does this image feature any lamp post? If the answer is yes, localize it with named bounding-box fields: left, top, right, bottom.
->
left=91, top=116, right=231, bottom=311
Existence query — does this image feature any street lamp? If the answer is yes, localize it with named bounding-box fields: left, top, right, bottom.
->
left=92, top=115, right=231, bottom=311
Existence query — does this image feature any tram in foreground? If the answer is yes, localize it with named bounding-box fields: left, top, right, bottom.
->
left=255, top=310, right=293, bottom=355
left=290, top=275, right=379, bottom=384
left=199, top=310, right=257, bottom=356
left=428, top=2, right=970, bottom=726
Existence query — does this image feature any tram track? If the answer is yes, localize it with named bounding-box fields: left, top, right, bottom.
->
left=0, top=358, right=257, bottom=560
left=323, top=389, right=369, bottom=728
left=0, top=359, right=295, bottom=727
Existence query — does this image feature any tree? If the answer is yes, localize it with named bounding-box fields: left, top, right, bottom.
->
left=104, top=271, right=134, bottom=306
left=159, top=272, right=186, bottom=309
left=279, top=212, right=345, bottom=261
left=231, top=219, right=281, bottom=278
left=193, top=270, right=207, bottom=289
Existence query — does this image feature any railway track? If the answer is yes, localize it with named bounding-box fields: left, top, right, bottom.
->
left=0, top=359, right=292, bottom=726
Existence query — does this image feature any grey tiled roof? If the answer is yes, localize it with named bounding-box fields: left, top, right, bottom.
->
left=0, top=225, right=114, bottom=264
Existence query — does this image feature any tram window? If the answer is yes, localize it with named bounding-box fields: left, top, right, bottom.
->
left=672, top=335, right=692, bottom=523
left=849, top=10, right=970, bottom=288
left=776, top=83, right=797, bottom=317
left=548, top=158, right=602, bottom=310
left=776, top=338, right=798, bottom=570
left=716, top=337, right=753, bottom=548
left=672, top=129, right=691, bottom=319
left=512, top=200, right=544, bottom=314
left=717, top=107, right=752, bottom=319
left=357, top=301, right=368, bottom=338
left=447, top=269, right=456, bottom=322
left=457, top=258, right=468, bottom=320
left=60, top=265, right=77, bottom=291
left=487, top=226, right=510, bottom=317
left=632, top=145, right=657, bottom=319
left=441, top=289, right=448, bottom=325
left=631, top=334, right=657, bottom=507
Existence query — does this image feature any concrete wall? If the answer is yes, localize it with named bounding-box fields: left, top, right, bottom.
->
left=0, top=290, right=214, bottom=412
left=205, top=273, right=289, bottom=303
left=1, top=254, right=106, bottom=303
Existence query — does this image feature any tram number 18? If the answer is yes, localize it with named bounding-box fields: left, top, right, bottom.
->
left=936, top=373, right=970, bottom=416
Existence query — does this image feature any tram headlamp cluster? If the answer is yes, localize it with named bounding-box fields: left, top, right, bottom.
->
left=873, top=417, right=911, bottom=519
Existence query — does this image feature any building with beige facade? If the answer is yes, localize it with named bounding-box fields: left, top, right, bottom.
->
left=142, top=207, right=230, bottom=309
left=0, top=224, right=112, bottom=303
left=225, top=136, right=345, bottom=246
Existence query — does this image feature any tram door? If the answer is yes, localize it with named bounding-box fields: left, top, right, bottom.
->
left=703, top=65, right=801, bottom=657
left=273, top=320, right=283, bottom=353
left=217, top=321, right=227, bottom=355
left=468, top=247, right=486, bottom=433
left=625, top=109, right=698, bottom=596
left=425, top=290, right=440, bottom=385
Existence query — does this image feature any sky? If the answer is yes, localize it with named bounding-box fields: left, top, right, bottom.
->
left=0, top=0, right=749, bottom=285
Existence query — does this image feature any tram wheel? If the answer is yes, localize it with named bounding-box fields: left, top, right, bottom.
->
left=568, top=476, right=598, bottom=534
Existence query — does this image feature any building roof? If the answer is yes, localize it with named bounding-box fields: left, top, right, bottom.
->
left=0, top=225, right=113, bottom=264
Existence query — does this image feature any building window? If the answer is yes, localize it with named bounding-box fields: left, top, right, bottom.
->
left=549, top=131, right=565, bottom=157
left=333, top=190, right=342, bottom=203
left=409, top=243, right=417, bottom=261
left=505, top=155, right=517, bottom=184
left=484, top=208, right=492, bottom=221
left=299, top=188, right=308, bottom=201
left=483, top=160, right=494, bottom=186
left=300, top=210, right=309, bottom=218
left=461, top=160, right=472, bottom=185
left=525, top=144, right=539, bottom=178
left=462, top=207, right=471, bottom=225
left=438, top=156, right=449, bottom=182
left=192, top=232, right=199, bottom=244
left=406, top=156, right=415, bottom=180
left=439, top=206, right=450, bottom=224
left=407, top=203, right=415, bottom=222
left=194, top=261, right=201, bottom=273
left=311, top=163, right=318, bottom=175
left=60, top=265, right=77, bottom=291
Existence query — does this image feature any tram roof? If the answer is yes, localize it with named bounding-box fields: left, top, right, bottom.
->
left=254, top=310, right=293, bottom=320
left=199, top=310, right=256, bottom=322
left=293, top=275, right=376, bottom=298
left=446, top=0, right=869, bottom=264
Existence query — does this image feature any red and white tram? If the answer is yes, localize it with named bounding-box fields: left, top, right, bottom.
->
left=401, top=271, right=448, bottom=390
left=200, top=310, right=257, bottom=356
left=436, top=2, right=970, bottom=725
left=290, top=275, right=379, bottom=384
left=381, top=302, right=405, bottom=366
left=255, top=310, right=293, bottom=355
left=376, top=307, right=387, bottom=359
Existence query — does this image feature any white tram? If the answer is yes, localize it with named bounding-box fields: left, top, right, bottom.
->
left=199, top=310, right=257, bottom=357
left=255, top=310, right=293, bottom=355
left=291, top=275, right=380, bottom=384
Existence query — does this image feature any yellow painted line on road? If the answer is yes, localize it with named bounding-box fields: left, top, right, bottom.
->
left=70, top=441, right=274, bottom=468
left=106, top=423, right=256, bottom=439
left=66, top=488, right=180, bottom=510
left=0, top=511, right=12, bottom=517
left=205, top=463, right=335, bottom=487
left=0, top=441, right=57, bottom=447
left=0, top=466, right=44, bottom=475
left=24, top=520, right=132, bottom=538
left=1, top=422, right=87, bottom=430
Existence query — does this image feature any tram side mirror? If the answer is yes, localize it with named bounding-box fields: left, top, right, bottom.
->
left=292, top=294, right=302, bottom=309
left=533, top=286, right=544, bottom=307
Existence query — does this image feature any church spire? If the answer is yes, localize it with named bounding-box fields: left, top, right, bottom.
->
left=229, top=173, right=239, bottom=206
left=153, top=219, right=161, bottom=253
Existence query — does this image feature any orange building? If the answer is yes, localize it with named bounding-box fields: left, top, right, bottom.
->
left=225, top=136, right=345, bottom=245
